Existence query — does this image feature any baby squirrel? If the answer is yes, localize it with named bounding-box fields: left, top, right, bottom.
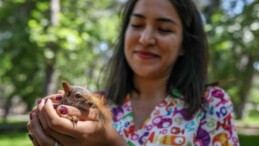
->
left=60, top=81, right=112, bottom=126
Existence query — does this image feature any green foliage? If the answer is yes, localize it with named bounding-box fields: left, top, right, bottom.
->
left=206, top=1, right=259, bottom=103
left=249, top=90, right=259, bottom=103
left=0, top=0, right=44, bottom=109
left=1, top=0, right=258, bottom=118
left=0, top=0, right=122, bottom=111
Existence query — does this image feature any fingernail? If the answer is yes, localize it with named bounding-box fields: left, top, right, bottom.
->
left=29, top=112, right=34, bottom=120
left=44, top=99, right=48, bottom=104
left=59, top=106, right=68, bottom=114
left=53, top=104, right=58, bottom=109
left=37, top=98, right=42, bottom=105
left=28, top=133, right=33, bottom=140
left=56, top=95, right=63, bottom=101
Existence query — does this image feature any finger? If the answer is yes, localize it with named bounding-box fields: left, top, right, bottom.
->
left=37, top=94, right=63, bottom=104
left=30, top=98, right=44, bottom=113
left=36, top=98, right=59, bottom=112
left=32, top=106, right=37, bottom=112
left=37, top=98, right=48, bottom=127
left=37, top=99, right=62, bottom=136
left=57, top=90, right=64, bottom=94
left=28, top=112, right=56, bottom=146
left=40, top=99, right=76, bottom=134
left=28, top=132, right=40, bottom=146
left=44, top=128, right=76, bottom=146
left=27, top=117, right=40, bottom=146
left=57, top=105, right=99, bottom=121
left=37, top=99, right=60, bottom=138
left=27, top=113, right=35, bottom=131
left=32, top=97, right=60, bottom=132
left=45, top=94, right=63, bottom=103
left=31, top=94, right=62, bottom=113
left=29, top=112, right=56, bottom=146
left=31, top=105, right=75, bottom=146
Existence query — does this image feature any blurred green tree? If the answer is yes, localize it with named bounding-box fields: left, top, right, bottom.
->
left=203, top=0, right=259, bottom=119
left=0, top=0, right=258, bottom=121
left=0, top=0, right=42, bottom=122
left=0, top=0, right=122, bottom=121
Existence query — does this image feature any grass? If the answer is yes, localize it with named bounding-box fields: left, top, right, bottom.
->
left=236, top=116, right=259, bottom=146
left=0, top=131, right=258, bottom=146
left=0, top=116, right=259, bottom=146
left=239, top=134, right=259, bottom=146
left=0, top=120, right=31, bottom=146
left=0, top=131, right=31, bottom=146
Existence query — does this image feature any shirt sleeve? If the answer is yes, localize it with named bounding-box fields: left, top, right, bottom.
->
left=197, top=87, right=240, bottom=146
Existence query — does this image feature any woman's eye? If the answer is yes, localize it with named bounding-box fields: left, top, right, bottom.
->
left=131, top=24, right=143, bottom=29
left=159, top=28, right=172, bottom=33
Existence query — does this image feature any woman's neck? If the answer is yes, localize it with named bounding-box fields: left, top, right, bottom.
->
left=132, top=75, right=168, bottom=100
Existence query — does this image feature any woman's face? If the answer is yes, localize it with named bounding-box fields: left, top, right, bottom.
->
left=124, top=0, right=183, bottom=80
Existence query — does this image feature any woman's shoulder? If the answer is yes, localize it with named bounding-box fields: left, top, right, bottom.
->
left=200, top=86, right=235, bottom=129
left=203, top=86, right=233, bottom=108
left=199, top=86, right=240, bottom=145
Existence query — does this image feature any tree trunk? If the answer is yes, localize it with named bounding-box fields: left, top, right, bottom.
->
left=234, top=55, right=255, bottom=119
left=2, top=95, right=14, bottom=123
left=50, top=0, right=60, bottom=25
left=43, top=49, right=58, bottom=95
left=43, top=0, right=60, bottom=95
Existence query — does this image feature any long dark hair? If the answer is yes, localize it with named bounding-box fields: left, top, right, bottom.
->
left=105, top=0, right=208, bottom=117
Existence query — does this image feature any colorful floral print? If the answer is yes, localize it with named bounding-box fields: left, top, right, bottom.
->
left=111, top=87, right=240, bottom=146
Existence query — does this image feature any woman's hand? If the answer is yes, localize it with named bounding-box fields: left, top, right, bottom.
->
left=27, top=92, right=127, bottom=146
left=27, top=92, right=64, bottom=146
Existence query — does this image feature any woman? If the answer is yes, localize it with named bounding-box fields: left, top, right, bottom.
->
left=27, top=0, right=240, bottom=145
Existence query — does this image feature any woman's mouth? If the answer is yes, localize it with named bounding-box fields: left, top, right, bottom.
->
left=134, top=51, right=159, bottom=60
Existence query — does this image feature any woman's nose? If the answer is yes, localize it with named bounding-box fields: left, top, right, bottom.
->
left=139, top=27, right=156, bottom=46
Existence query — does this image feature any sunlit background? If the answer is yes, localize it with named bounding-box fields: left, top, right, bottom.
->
left=0, top=0, right=258, bottom=145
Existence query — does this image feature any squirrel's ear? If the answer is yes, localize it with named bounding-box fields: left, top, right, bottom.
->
left=62, top=81, right=72, bottom=92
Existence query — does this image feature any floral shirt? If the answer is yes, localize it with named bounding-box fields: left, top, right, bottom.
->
left=111, top=87, right=240, bottom=146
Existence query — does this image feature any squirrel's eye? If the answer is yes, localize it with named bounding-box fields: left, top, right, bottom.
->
left=75, top=93, right=83, bottom=99
left=87, top=102, right=93, bottom=107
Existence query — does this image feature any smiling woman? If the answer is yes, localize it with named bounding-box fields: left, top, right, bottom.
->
left=27, top=0, right=240, bottom=145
